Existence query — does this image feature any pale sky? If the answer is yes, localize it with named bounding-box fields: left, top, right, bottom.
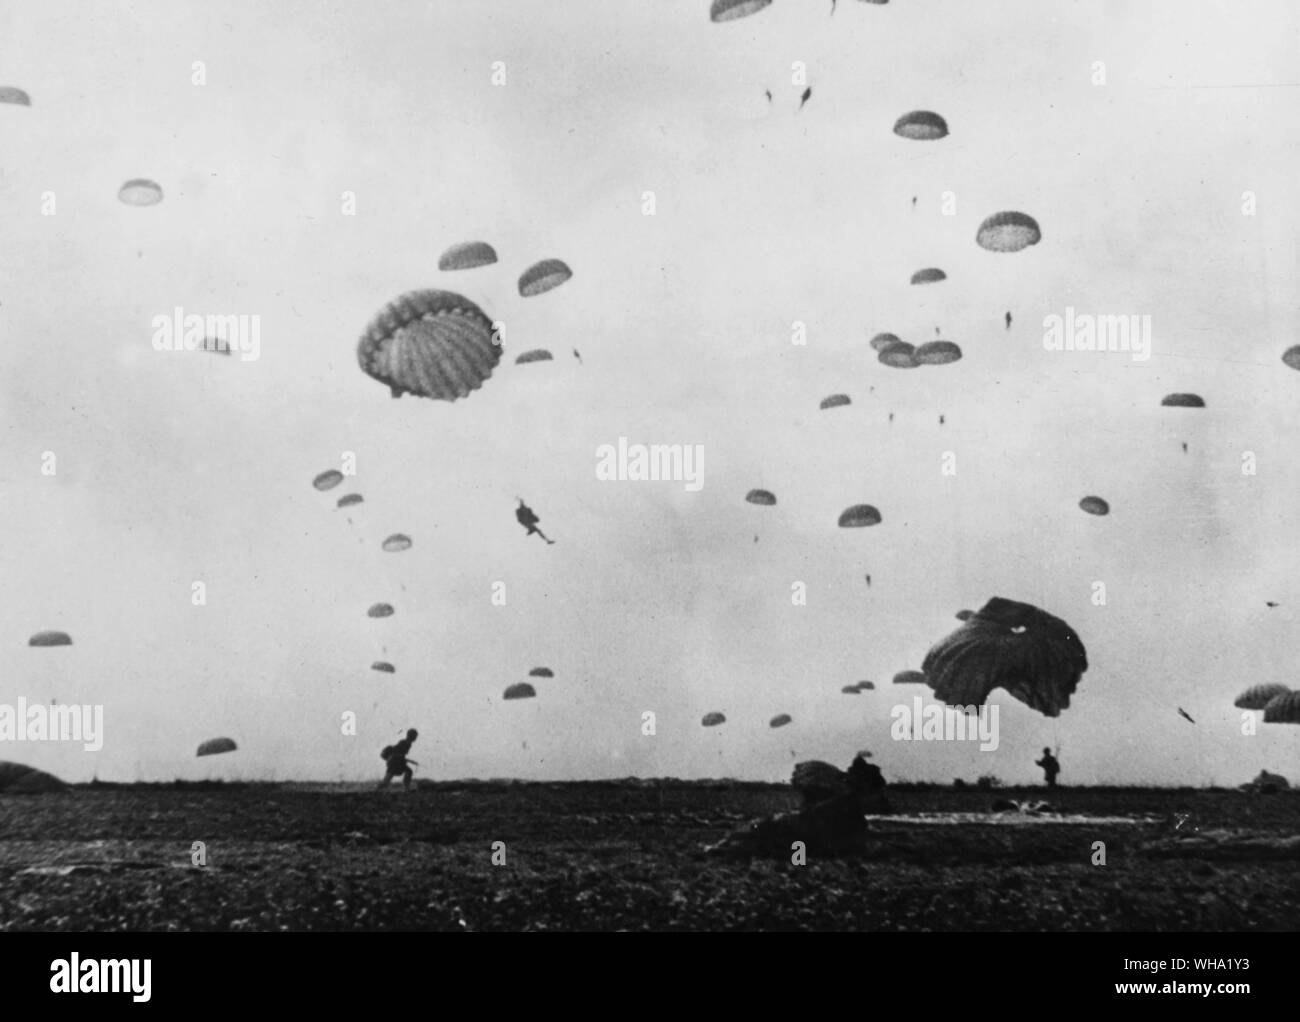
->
left=2, top=0, right=1298, bottom=785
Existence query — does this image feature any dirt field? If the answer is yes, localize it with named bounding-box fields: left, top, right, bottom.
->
left=1, top=781, right=1296, bottom=931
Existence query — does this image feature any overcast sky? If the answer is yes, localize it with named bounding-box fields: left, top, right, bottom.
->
left=2, top=0, right=1298, bottom=785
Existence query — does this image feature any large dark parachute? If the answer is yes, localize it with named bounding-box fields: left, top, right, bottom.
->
left=357, top=290, right=500, bottom=401
left=197, top=737, right=238, bottom=757
left=893, top=111, right=948, bottom=140
left=914, top=341, right=962, bottom=365
left=838, top=504, right=882, bottom=527
left=746, top=489, right=777, bottom=506
left=710, top=0, right=772, bottom=22
left=1283, top=346, right=1300, bottom=371
left=975, top=211, right=1041, bottom=253
left=504, top=683, right=537, bottom=700
left=1262, top=691, right=1300, bottom=723
left=1234, top=683, right=1291, bottom=710
left=1161, top=393, right=1205, bottom=408
left=769, top=714, right=793, bottom=728
left=29, top=631, right=72, bottom=647
left=518, top=259, right=572, bottom=297
left=371, top=662, right=396, bottom=674
left=841, top=685, right=861, bottom=695
left=438, top=241, right=498, bottom=271
left=922, top=597, right=1088, bottom=717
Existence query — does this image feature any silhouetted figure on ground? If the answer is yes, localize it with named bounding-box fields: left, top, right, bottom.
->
left=516, top=499, right=555, bottom=544
left=1036, top=747, right=1060, bottom=788
left=379, top=729, right=419, bottom=790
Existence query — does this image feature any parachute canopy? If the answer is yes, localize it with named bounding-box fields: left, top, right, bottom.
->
left=438, top=241, right=498, bottom=271
left=870, top=332, right=902, bottom=352
left=841, top=685, right=861, bottom=695
left=746, top=489, right=776, bottom=506
left=504, top=682, right=536, bottom=700
left=1262, top=691, right=1300, bottom=724
left=838, top=504, right=882, bottom=528
left=955, top=609, right=974, bottom=621
left=856, top=680, right=876, bottom=691
left=0, top=87, right=32, bottom=106
left=1283, top=346, right=1300, bottom=371
left=878, top=341, right=917, bottom=368
left=367, top=603, right=395, bottom=618
left=710, top=0, right=772, bottom=22
left=371, top=662, right=396, bottom=673
left=910, top=267, right=947, bottom=285
left=0, top=762, right=67, bottom=793
left=702, top=712, right=726, bottom=727
left=518, top=259, right=572, bottom=297
left=529, top=667, right=554, bottom=678
left=914, top=341, right=962, bottom=365
left=313, top=470, right=344, bottom=492
left=893, top=111, right=948, bottom=140
left=922, top=597, right=1088, bottom=717
left=118, top=179, right=163, bottom=206
left=769, top=714, right=792, bottom=728
left=381, top=534, right=413, bottom=553
left=975, top=211, right=1041, bottom=253
left=893, top=670, right=927, bottom=685
left=820, top=394, right=851, bottom=410
left=1079, top=496, right=1110, bottom=516
left=337, top=493, right=364, bottom=508
left=357, top=290, right=500, bottom=402
left=196, top=737, right=237, bottom=757
left=29, top=631, right=72, bottom=647
left=1161, top=393, right=1205, bottom=408
left=1234, top=683, right=1291, bottom=711
left=200, top=337, right=232, bottom=355
left=515, top=349, right=553, bottom=364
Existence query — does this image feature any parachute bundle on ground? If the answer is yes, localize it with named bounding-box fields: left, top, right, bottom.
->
left=910, top=268, right=947, bottom=285
left=820, top=394, right=851, bottom=410
left=870, top=332, right=902, bottom=352
left=0, top=762, right=67, bottom=793
left=893, top=670, right=927, bottom=685
left=337, top=493, right=364, bottom=508
left=1161, top=393, right=1205, bottom=408
left=504, top=683, right=536, bottom=700
left=922, top=597, right=1088, bottom=717
left=0, top=87, right=31, bottom=106
left=368, top=603, right=395, bottom=618
left=313, top=470, right=344, bottom=492
left=1234, top=683, right=1291, bottom=710
left=515, top=349, right=553, bottom=364
left=702, top=712, right=726, bottom=727
left=196, top=737, right=237, bottom=757
left=893, top=111, right=948, bottom=140
left=838, top=504, right=881, bottom=527
left=914, top=341, right=962, bottom=365
left=1283, top=346, right=1300, bottom=371
left=29, top=631, right=72, bottom=647
left=769, top=714, right=792, bottom=728
left=1079, top=496, right=1110, bottom=516
left=746, top=489, right=776, bottom=506
left=710, top=0, right=771, bottom=22
left=118, top=179, right=164, bottom=206
left=357, top=290, right=500, bottom=401
left=1262, top=691, right=1300, bottom=724
left=438, top=241, right=498, bottom=271
left=878, top=341, right=917, bottom=368
left=518, top=259, right=572, bottom=297
left=529, top=667, right=554, bottom=678
left=371, top=662, right=396, bottom=673
left=382, top=534, right=412, bottom=553
left=975, top=211, right=1041, bottom=253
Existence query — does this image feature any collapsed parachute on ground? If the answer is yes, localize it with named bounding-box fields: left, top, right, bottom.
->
left=769, top=714, right=792, bottom=728
left=118, top=179, right=164, bottom=206
left=1079, top=496, right=1110, bottom=516
left=1283, top=346, right=1300, bottom=371
left=746, top=489, right=777, bottom=506
left=504, top=683, right=536, bottom=700
left=910, top=268, right=947, bottom=285
left=313, top=470, right=344, bottom=492
left=337, top=493, right=364, bottom=508
left=838, top=504, right=882, bottom=527
left=0, top=762, right=67, bottom=793
left=710, top=0, right=772, bottom=22
left=956, top=610, right=974, bottom=621
left=518, top=259, right=572, bottom=297
left=975, top=211, right=1041, bottom=253
left=893, top=111, right=948, bottom=140
left=29, top=631, right=72, bottom=647
left=196, top=737, right=237, bottom=757
left=914, top=341, right=962, bottom=365
left=357, top=290, right=500, bottom=401
left=529, top=667, right=554, bottom=678
left=1262, top=691, right=1300, bottom=724
left=1234, top=683, right=1291, bottom=710
left=382, top=534, right=413, bottom=553
left=371, top=662, right=396, bottom=673
left=702, top=712, right=726, bottom=727
left=515, top=349, right=553, bottom=364
left=1161, top=393, right=1205, bottom=408
left=438, top=241, right=498, bottom=271
left=367, top=603, right=395, bottom=618
left=922, top=597, right=1088, bottom=717
left=878, top=341, right=917, bottom=368
left=0, top=87, right=31, bottom=106
left=820, top=394, right=851, bottom=410
left=870, top=332, right=902, bottom=352
left=893, top=670, right=927, bottom=685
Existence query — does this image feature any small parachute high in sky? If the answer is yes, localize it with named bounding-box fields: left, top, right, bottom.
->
left=1178, top=707, right=1196, bottom=724
left=914, top=341, right=962, bottom=365
left=893, top=111, right=948, bottom=140
left=357, top=290, right=500, bottom=402
left=923, top=597, right=1088, bottom=717
left=515, top=349, right=553, bottom=364
left=878, top=341, right=917, bottom=368
left=118, top=179, right=164, bottom=207
left=438, top=241, right=498, bottom=271
left=337, top=494, right=364, bottom=508
left=1262, top=691, right=1300, bottom=724
left=518, top=259, right=572, bottom=297
left=870, top=332, right=902, bottom=352
left=1282, top=346, right=1300, bottom=371
left=196, top=737, right=237, bottom=757
left=769, top=714, right=792, bottom=728
left=820, top=394, right=851, bottom=410
left=313, top=470, right=344, bottom=492
left=893, top=670, right=927, bottom=685
left=200, top=337, right=232, bottom=355
left=381, top=534, right=413, bottom=553
left=956, top=610, right=974, bottom=621
left=504, top=683, right=537, bottom=700
left=0, top=86, right=32, bottom=106
left=702, top=712, right=726, bottom=727
left=529, top=667, right=554, bottom=678
left=910, top=268, right=947, bottom=285
left=746, top=489, right=777, bottom=506
left=1234, top=683, right=1291, bottom=710
left=838, top=504, right=882, bottom=528
left=857, top=681, right=876, bottom=691
left=1079, top=496, right=1110, bottom=516
left=29, top=631, right=72, bottom=647
left=372, top=662, right=396, bottom=674
left=367, top=603, right=395, bottom=619
left=710, top=0, right=772, bottom=23
left=1161, top=393, right=1205, bottom=408
left=975, top=211, right=1042, bottom=253
left=841, top=685, right=861, bottom=695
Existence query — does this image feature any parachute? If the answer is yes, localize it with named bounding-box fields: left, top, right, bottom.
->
left=878, top=341, right=917, bottom=368
left=367, top=603, right=395, bottom=618
left=518, top=259, right=572, bottom=298
left=313, top=470, right=344, bottom=492
left=0, top=87, right=32, bottom=106
left=914, top=341, right=962, bottom=365
left=856, top=680, right=876, bottom=691
left=515, top=349, right=553, bottom=364
left=838, top=504, right=882, bottom=528
left=201, top=337, right=232, bottom=355
left=769, top=714, right=793, bottom=728
left=356, top=290, right=500, bottom=401
left=1262, top=691, right=1300, bottom=724
left=28, top=631, right=72, bottom=647
left=820, top=394, right=851, bottom=410
left=893, top=111, right=948, bottom=140
left=337, top=493, right=364, bottom=508
left=529, top=667, right=554, bottom=678
left=118, top=179, right=164, bottom=207
left=702, top=712, right=726, bottom=727
left=956, top=610, right=974, bottom=621
left=1079, top=496, right=1110, bottom=516
left=1161, top=393, right=1205, bottom=408
left=893, top=670, right=927, bottom=685
left=1234, top=683, right=1291, bottom=710
left=196, top=737, right=237, bottom=757
left=0, top=762, right=67, bottom=793
left=975, top=211, right=1041, bottom=253
left=381, top=534, right=413, bottom=553
left=710, top=0, right=772, bottom=22
left=841, top=685, right=861, bottom=695
left=1283, top=346, right=1300, bottom=371
left=922, top=597, right=1088, bottom=717
left=504, top=683, right=536, bottom=700
left=438, top=241, right=498, bottom=271
left=371, top=662, right=396, bottom=673
left=870, top=332, right=902, bottom=352
left=746, top=489, right=777, bottom=506
left=910, top=268, right=947, bottom=285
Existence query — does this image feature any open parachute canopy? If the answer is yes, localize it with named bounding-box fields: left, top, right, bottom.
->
left=313, top=470, right=344, bottom=491
left=855, top=680, right=876, bottom=691
left=746, top=489, right=777, bottom=506
left=1234, top=683, right=1291, bottom=710
left=515, top=349, right=553, bottom=364
left=29, top=631, right=72, bottom=647
left=878, top=341, right=917, bottom=368
left=368, top=603, right=395, bottom=618
left=337, top=493, right=364, bottom=508
left=910, top=267, right=947, bottom=285
left=518, top=259, right=572, bottom=297
left=838, top=504, right=882, bottom=528
left=529, top=667, right=554, bottom=678
left=702, top=712, right=726, bottom=727
left=1161, top=393, right=1205, bottom=408
left=975, top=211, right=1041, bottom=253
left=893, top=670, right=927, bottom=685
left=870, top=332, right=902, bottom=353
left=196, top=737, right=237, bottom=757
left=1262, top=691, right=1300, bottom=724
left=893, top=110, right=948, bottom=140
left=1079, top=496, right=1110, bottom=516
left=922, top=597, right=1088, bottom=717
left=357, top=290, right=500, bottom=401
left=381, top=534, right=413, bottom=553
left=769, top=714, right=792, bottom=728
left=914, top=341, right=962, bottom=365
left=841, top=685, right=861, bottom=695
left=438, top=241, right=498, bottom=271
left=118, top=179, right=163, bottom=206
left=200, top=337, right=232, bottom=355
left=710, top=0, right=772, bottom=22
left=371, top=662, right=396, bottom=674
left=820, top=394, right=851, bottom=410
left=504, top=682, right=537, bottom=700
left=1283, top=346, right=1300, bottom=371
left=0, top=86, right=32, bottom=106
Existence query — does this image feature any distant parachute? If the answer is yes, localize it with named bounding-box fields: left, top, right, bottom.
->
left=820, top=394, right=851, bottom=410
left=746, top=489, right=777, bottom=506
left=955, top=610, right=974, bottom=621
left=504, top=682, right=536, bottom=700
left=702, top=712, right=727, bottom=727
left=515, top=349, right=554, bottom=364
left=381, top=534, right=413, bottom=553
left=118, top=179, right=164, bottom=206
left=371, top=662, right=396, bottom=674
left=869, top=332, right=902, bottom=352
left=200, top=337, right=232, bottom=355
left=710, top=0, right=771, bottom=22
left=357, top=290, right=500, bottom=402
left=975, top=211, right=1042, bottom=253
left=529, top=667, right=554, bottom=678
left=367, top=603, right=395, bottom=618
left=518, top=259, right=573, bottom=297
left=438, top=241, right=498, bottom=271
left=313, top=470, right=344, bottom=492
left=841, top=685, right=861, bottom=695
left=1177, top=707, right=1196, bottom=724
left=1161, top=393, right=1205, bottom=408
left=893, top=111, right=948, bottom=140
left=856, top=681, right=876, bottom=691
left=1263, top=691, right=1300, bottom=724
left=1283, top=346, right=1300, bottom=371
left=893, top=670, right=927, bottom=685
left=1234, top=683, right=1291, bottom=710
left=910, top=268, right=947, bottom=285
left=0, top=86, right=32, bottom=106
left=196, top=737, right=237, bottom=757
left=914, top=341, right=962, bottom=365
left=878, top=341, right=917, bottom=368
left=922, top=597, right=1088, bottom=717
left=28, top=631, right=72, bottom=647
left=1079, top=496, right=1110, bottom=516
left=769, top=714, right=792, bottom=728
left=337, top=494, right=364, bottom=508
left=838, top=504, right=882, bottom=528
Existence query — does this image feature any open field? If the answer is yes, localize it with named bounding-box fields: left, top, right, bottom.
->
left=1, top=782, right=1297, bottom=931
